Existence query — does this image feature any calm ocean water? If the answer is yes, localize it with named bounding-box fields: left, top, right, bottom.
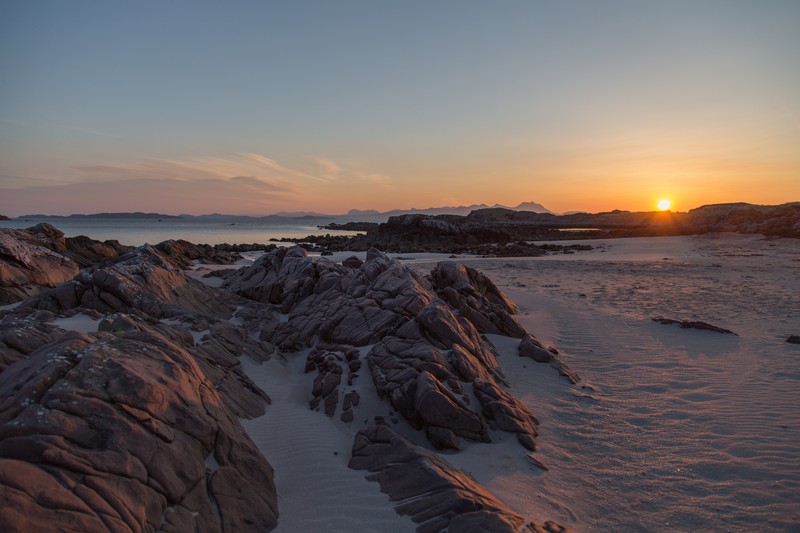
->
left=0, top=217, right=361, bottom=246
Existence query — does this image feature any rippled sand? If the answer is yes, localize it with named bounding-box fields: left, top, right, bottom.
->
left=410, top=234, right=800, bottom=532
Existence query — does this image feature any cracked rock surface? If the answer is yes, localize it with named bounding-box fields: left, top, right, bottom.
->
left=0, top=326, right=277, bottom=532
left=226, top=247, right=554, bottom=451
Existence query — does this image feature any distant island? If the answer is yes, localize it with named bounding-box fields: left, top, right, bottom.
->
left=8, top=201, right=552, bottom=223
left=16, top=212, right=183, bottom=220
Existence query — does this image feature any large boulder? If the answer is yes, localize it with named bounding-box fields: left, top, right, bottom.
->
left=0, top=228, right=80, bottom=305
left=0, top=326, right=277, bottom=532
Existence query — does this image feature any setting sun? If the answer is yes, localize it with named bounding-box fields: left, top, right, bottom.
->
left=657, top=199, right=672, bottom=211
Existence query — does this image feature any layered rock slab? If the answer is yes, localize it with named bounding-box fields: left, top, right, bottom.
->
left=0, top=325, right=277, bottom=532
left=0, top=227, right=80, bottom=305
left=350, top=424, right=573, bottom=533
left=26, top=244, right=238, bottom=320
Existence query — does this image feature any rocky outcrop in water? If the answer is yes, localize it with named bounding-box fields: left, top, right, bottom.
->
left=305, top=202, right=800, bottom=251
left=282, top=214, right=595, bottom=255
left=17, top=223, right=130, bottom=268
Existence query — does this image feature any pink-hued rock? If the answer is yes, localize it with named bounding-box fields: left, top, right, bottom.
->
left=0, top=326, right=277, bottom=533
left=0, top=228, right=80, bottom=305
left=27, top=245, right=238, bottom=319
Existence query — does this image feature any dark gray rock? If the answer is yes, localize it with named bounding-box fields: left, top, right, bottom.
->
left=519, top=335, right=580, bottom=384
left=425, top=427, right=461, bottom=450
left=349, top=424, right=525, bottom=532
left=786, top=335, right=800, bottom=344
left=652, top=317, right=737, bottom=335
left=97, top=314, right=271, bottom=420
left=227, top=246, right=557, bottom=449
left=473, top=379, right=539, bottom=450
left=519, top=334, right=551, bottom=362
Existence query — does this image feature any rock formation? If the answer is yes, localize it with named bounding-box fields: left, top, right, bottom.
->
left=2, top=225, right=581, bottom=531
left=0, top=320, right=277, bottom=532
left=299, top=202, right=800, bottom=252
left=350, top=423, right=573, bottom=533
left=226, top=246, right=577, bottom=452
left=0, top=227, right=81, bottom=305
left=1, top=232, right=281, bottom=531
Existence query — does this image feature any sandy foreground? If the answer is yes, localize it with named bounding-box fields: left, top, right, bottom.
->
left=209, top=234, right=798, bottom=532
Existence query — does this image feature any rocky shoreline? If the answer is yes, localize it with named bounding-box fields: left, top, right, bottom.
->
left=270, top=202, right=800, bottom=255
left=1, top=224, right=579, bottom=532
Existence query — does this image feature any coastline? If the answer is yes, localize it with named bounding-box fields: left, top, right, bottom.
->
left=1, top=226, right=798, bottom=532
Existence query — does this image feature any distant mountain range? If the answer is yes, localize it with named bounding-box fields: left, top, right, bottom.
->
left=272, top=201, right=552, bottom=220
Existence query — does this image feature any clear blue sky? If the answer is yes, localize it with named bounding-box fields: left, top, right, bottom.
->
left=1, top=1, right=798, bottom=215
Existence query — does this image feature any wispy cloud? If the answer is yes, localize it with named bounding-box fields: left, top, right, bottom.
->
left=353, top=170, right=393, bottom=185
left=74, top=153, right=347, bottom=187
left=0, top=151, right=398, bottom=216
left=239, top=153, right=331, bottom=182
left=313, top=157, right=342, bottom=182
left=0, top=176, right=296, bottom=216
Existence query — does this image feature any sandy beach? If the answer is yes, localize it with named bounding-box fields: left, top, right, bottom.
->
left=2, top=229, right=798, bottom=532
left=231, top=233, right=799, bottom=532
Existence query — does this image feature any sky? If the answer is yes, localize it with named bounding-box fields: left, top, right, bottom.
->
left=1, top=1, right=798, bottom=216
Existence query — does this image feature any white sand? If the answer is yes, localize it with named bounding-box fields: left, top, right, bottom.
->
left=52, top=313, right=102, bottom=334
left=228, top=233, right=800, bottom=531
left=240, top=350, right=417, bottom=533
left=408, top=233, right=800, bottom=532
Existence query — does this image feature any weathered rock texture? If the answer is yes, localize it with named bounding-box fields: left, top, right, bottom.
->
left=226, top=246, right=574, bottom=451
left=0, top=229, right=280, bottom=532
left=518, top=334, right=581, bottom=385
left=0, top=324, right=277, bottom=532
left=25, top=245, right=239, bottom=320
left=0, top=227, right=80, bottom=305
left=153, top=239, right=241, bottom=269
left=350, top=424, right=573, bottom=533
left=0, top=224, right=246, bottom=306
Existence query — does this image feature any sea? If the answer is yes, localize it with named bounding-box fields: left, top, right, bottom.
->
left=0, top=216, right=361, bottom=246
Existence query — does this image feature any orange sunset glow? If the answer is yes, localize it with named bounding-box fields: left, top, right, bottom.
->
left=0, top=2, right=797, bottom=218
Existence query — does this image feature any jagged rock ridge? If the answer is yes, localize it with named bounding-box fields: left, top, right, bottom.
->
left=225, top=246, right=575, bottom=451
